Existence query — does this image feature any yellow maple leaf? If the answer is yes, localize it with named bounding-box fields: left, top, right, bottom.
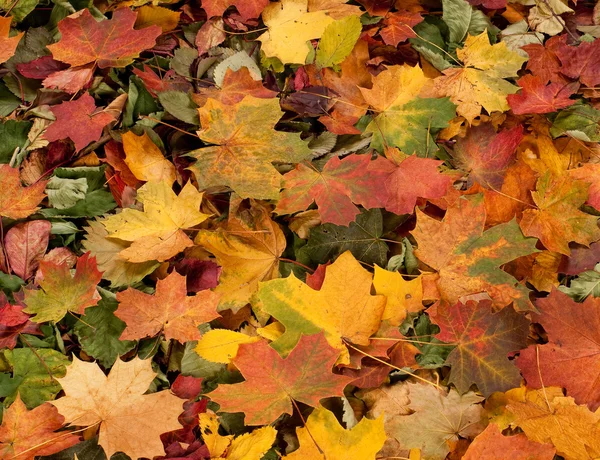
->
left=195, top=200, right=286, bottom=312
left=258, top=251, right=386, bottom=364
left=102, top=181, right=209, bottom=263
left=82, top=220, right=159, bottom=287
left=50, top=357, right=183, bottom=459
left=187, top=96, right=311, bottom=200
left=195, top=329, right=260, bottom=364
left=122, top=131, right=176, bottom=184
left=200, top=412, right=276, bottom=460
left=499, top=386, right=600, bottom=460
left=258, top=0, right=360, bottom=64
left=285, top=405, right=386, bottom=459
left=433, top=31, right=526, bottom=123
left=359, top=64, right=456, bottom=155
left=373, top=265, right=424, bottom=326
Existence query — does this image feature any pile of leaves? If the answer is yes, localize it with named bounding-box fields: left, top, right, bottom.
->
left=2, top=0, right=600, bottom=458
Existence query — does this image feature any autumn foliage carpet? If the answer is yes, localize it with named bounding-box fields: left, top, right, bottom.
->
left=1, top=0, right=600, bottom=459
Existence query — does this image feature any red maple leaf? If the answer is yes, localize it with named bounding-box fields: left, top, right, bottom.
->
left=44, top=93, right=115, bottom=152
left=517, top=289, right=600, bottom=410
left=508, top=75, right=577, bottom=114
left=208, top=333, right=351, bottom=425
left=47, top=8, right=161, bottom=68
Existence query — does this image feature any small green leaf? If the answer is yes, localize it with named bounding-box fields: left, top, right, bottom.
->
left=74, top=290, right=136, bottom=368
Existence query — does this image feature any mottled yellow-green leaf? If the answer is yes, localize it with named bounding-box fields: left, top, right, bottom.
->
left=316, top=15, right=362, bottom=68
left=258, top=251, right=386, bottom=363
left=187, top=96, right=311, bottom=199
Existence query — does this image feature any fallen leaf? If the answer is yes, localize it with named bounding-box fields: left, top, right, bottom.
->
left=360, top=64, right=456, bottom=155
left=276, top=154, right=387, bottom=226
left=433, top=31, right=526, bottom=122
left=463, top=423, right=556, bottom=460
left=196, top=200, right=285, bottom=312
left=51, top=356, right=184, bottom=459
left=5, top=220, right=51, bottom=280
left=517, top=288, right=600, bottom=411
left=258, top=251, right=386, bottom=362
left=0, top=395, right=80, bottom=460
left=115, top=271, right=220, bottom=342
left=373, top=265, right=423, bottom=326
left=23, top=252, right=102, bottom=323
left=520, top=172, right=600, bottom=255
left=44, top=93, right=115, bottom=152
left=207, top=333, right=351, bottom=425
left=451, top=124, right=523, bottom=189
left=413, top=194, right=538, bottom=310
left=187, top=96, right=311, bottom=199
left=200, top=412, right=276, bottom=459
left=121, top=131, right=177, bottom=184
left=285, top=405, right=386, bottom=459
left=428, top=299, right=529, bottom=396
left=102, top=181, right=209, bottom=263
left=0, top=16, right=23, bottom=64
left=503, top=386, right=600, bottom=460
left=47, top=8, right=161, bottom=68
left=0, top=165, right=47, bottom=220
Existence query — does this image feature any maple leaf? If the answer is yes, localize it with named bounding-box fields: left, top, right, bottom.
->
left=508, top=75, right=577, bottom=115
left=23, top=252, right=102, bottom=323
left=517, top=289, right=600, bottom=411
left=5, top=220, right=51, bottom=280
left=373, top=265, right=423, bottom=326
left=0, top=395, right=80, bottom=460
left=257, top=0, right=360, bottom=65
left=569, top=163, right=600, bottom=211
left=0, top=16, right=23, bottom=65
left=132, top=65, right=191, bottom=97
left=115, top=271, right=220, bottom=342
left=360, top=64, right=456, bottom=155
left=276, top=154, right=387, bottom=226
left=195, top=200, right=285, bottom=312
left=413, top=194, right=538, bottom=310
left=463, top=424, right=556, bottom=460
left=51, top=357, right=184, bottom=459
left=556, top=38, right=600, bottom=87
left=82, top=220, right=159, bottom=287
left=44, top=93, right=115, bottom=152
left=101, top=181, right=209, bottom=263
left=378, top=152, right=454, bottom=215
left=502, top=386, right=600, bottom=459
left=192, top=67, right=276, bottom=107
left=47, top=8, right=161, bottom=68
left=200, top=412, right=276, bottom=459
left=428, top=299, right=529, bottom=396
left=365, top=382, right=485, bottom=460
left=207, top=334, right=351, bottom=425
left=433, top=31, right=527, bottom=122
left=121, top=131, right=177, bottom=184
left=258, top=251, right=386, bottom=363
left=202, top=0, right=269, bottom=21
left=520, top=172, right=600, bottom=255
left=379, top=11, right=422, bottom=47
left=0, top=165, right=47, bottom=220
left=285, top=405, right=386, bottom=459
left=187, top=96, right=311, bottom=200
left=195, top=329, right=260, bottom=363
left=0, top=296, right=40, bottom=349
left=450, top=124, right=523, bottom=189
left=521, top=35, right=567, bottom=84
